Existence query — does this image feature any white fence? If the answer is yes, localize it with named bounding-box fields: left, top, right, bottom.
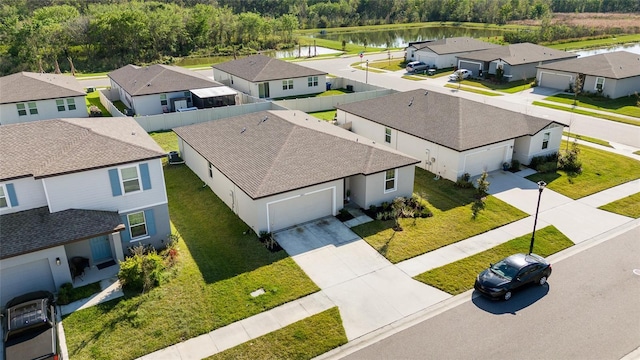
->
left=273, top=89, right=395, bottom=113
left=99, top=78, right=392, bottom=132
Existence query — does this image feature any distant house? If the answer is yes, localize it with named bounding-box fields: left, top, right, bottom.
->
left=335, top=89, right=566, bottom=182
left=405, top=37, right=500, bottom=70
left=108, top=64, right=233, bottom=116
left=456, top=43, right=577, bottom=81
left=0, top=117, right=170, bottom=304
left=212, top=55, right=328, bottom=99
left=174, top=110, right=419, bottom=233
left=0, top=72, right=87, bottom=125
left=536, top=51, right=640, bottom=98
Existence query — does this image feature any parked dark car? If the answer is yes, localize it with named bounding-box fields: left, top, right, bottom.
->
left=474, top=253, right=551, bottom=301
left=3, top=291, right=61, bottom=360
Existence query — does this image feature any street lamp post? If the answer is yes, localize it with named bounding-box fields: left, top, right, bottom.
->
left=529, top=181, right=547, bottom=254
left=366, top=60, right=369, bottom=84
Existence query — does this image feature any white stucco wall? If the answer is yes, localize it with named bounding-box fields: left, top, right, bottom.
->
left=515, top=125, right=564, bottom=165
left=361, top=165, right=415, bottom=208
left=212, top=69, right=325, bottom=99
left=44, top=159, right=167, bottom=213
left=0, top=246, right=72, bottom=304
left=0, top=177, right=47, bottom=215
left=0, top=95, right=88, bottom=125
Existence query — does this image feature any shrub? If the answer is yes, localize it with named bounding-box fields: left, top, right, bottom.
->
left=57, top=283, right=73, bottom=305
left=558, top=139, right=582, bottom=174
left=118, top=245, right=166, bottom=293
left=510, top=159, right=520, bottom=171
left=537, top=162, right=558, bottom=173
left=455, top=173, right=474, bottom=188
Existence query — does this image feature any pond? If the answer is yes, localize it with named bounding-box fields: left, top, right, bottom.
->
left=266, top=46, right=342, bottom=59
left=571, top=42, right=640, bottom=57
left=308, top=26, right=505, bottom=48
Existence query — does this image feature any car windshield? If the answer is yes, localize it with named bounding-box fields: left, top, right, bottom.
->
left=490, top=260, right=519, bottom=280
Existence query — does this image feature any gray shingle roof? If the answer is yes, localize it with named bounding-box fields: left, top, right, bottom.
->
left=211, top=55, right=327, bottom=82
left=537, top=51, right=640, bottom=79
left=410, top=37, right=500, bottom=55
left=108, top=64, right=222, bottom=96
left=0, top=117, right=166, bottom=181
left=457, top=43, right=577, bottom=65
left=336, top=89, right=566, bottom=151
left=173, top=110, right=419, bottom=199
left=0, top=72, right=85, bottom=104
left=0, top=207, right=123, bottom=259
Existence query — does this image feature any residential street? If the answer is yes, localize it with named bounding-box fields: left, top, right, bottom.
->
left=331, top=225, right=640, bottom=360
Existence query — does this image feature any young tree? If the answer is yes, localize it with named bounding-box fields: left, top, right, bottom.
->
left=573, top=74, right=584, bottom=105
left=472, top=171, right=490, bottom=219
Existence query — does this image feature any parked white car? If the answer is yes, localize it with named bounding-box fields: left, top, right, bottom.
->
left=449, top=69, right=472, bottom=81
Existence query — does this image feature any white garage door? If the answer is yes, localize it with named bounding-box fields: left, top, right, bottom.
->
left=268, top=188, right=334, bottom=232
left=540, top=72, right=572, bottom=90
left=1, top=259, right=55, bottom=305
left=464, top=147, right=506, bottom=176
left=458, top=61, right=481, bottom=77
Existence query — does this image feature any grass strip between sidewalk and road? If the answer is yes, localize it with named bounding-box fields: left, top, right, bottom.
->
left=563, top=131, right=611, bottom=148
left=352, top=168, right=528, bottom=264
left=598, top=192, right=640, bottom=219
left=414, top=226, right=573, bottom=295
left=541, top=93, right=640, bottom=118
left=532, top=101, right=640, bottom=127
left=206, top=307, right=347, bottom=360
left=444, top=84, right=503, bottom=96
left=526, top=141, right=640, bottom=200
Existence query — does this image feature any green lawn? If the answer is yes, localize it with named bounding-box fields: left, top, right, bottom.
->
left=444, top=84, right=503, bottom=96
left=206, top=307, right=347, bottom=360
left=367, top=59, right=405, bottom=71
left=414, top=226, right=573, bottom=295
left=543, top=93, right=640, bottom=118
left=532, top=101, right=640, bottom=126
left=598, top=192, right=640, bottom=218
left=563, top=131, right=611, bottom=148
left=351, top=168, right=528, bottom=263
left=85, top=90, right=111, bottom=117
left=526, top=141, right=640, bottom=199
left=63, top=162, right=319, bottom=360
left=459, top=78, right=535, bottom=94
left=309, top=110, right=337, bottom=122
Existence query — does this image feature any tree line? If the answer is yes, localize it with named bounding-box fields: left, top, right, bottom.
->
left=1, top=0, right=638, bottom=75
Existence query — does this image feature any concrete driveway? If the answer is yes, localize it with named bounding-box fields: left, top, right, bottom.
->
left=274, top=217, right=450, bottom=340
left=485, top=170, right=633, bottom=243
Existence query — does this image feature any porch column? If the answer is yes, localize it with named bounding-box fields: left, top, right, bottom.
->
left=112, top=232, right=125, bottom=262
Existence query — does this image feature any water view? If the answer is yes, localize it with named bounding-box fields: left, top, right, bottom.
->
left=309, top=26, right=505, bottom=48
left=571, top=42, right=640, bottom=57
left=269, top=46, right=342, bottom=58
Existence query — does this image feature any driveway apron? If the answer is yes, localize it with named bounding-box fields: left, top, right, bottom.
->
left=274, top=217, right=450, bottom=340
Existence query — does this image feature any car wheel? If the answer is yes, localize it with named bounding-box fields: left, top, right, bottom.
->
left=503, top=291, right=512, bottom=301
left=538, top=276, right=547, bottom=286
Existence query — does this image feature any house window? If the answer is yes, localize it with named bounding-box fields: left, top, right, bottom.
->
left=56, top=99, right=66, bottom=112
left=208, top=162, right=214, bottom=178
left=385, top=128, right=392, bottom=143
left=595, top=77, right=605, bottom=91
left=28, top=102, right=38, bottom=115
left=16, top=103, right=27, bottom=116
left=384, top=169, right=397, bottom=193
left=542, top=132, right=550, bottom=149
left=120, top=166, right=141, bottom=193
left=308, top=76, right=318, bottom=87
left=0, top=185, right=7, bottom=208
left=160, top=94, right=168, bottom=106
left=67, top=98, right=76, bottom=110
left=282, top=80, right=293, bottom=90
left=128, top=211, right=147, bottom=239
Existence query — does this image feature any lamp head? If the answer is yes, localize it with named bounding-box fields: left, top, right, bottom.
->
left=537, top=181, right=547, bottom=191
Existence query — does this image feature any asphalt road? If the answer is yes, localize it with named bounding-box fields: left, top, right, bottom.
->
left=340, top=226, right=640, bottom=360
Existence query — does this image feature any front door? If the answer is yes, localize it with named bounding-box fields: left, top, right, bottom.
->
left=258, top=82, right=270, bottom=98
left=90, top=235, right=113, bottom=263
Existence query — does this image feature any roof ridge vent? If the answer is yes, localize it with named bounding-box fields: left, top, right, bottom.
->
left=408, top=97, right=414, bottom=106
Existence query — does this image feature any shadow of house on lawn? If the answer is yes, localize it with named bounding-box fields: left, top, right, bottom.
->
left=164, top=165, right=288, bottom=284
